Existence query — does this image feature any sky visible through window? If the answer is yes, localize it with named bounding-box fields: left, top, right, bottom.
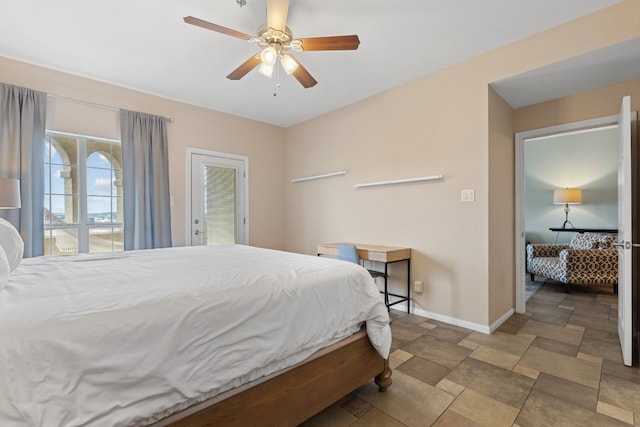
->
left=45, top=139, right=120, bottom=221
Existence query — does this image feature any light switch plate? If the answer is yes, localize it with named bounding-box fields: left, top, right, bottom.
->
left=461, top=189, right=475, bottom=202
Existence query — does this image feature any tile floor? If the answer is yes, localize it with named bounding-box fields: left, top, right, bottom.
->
left=301, top=280, right=640, bottom=427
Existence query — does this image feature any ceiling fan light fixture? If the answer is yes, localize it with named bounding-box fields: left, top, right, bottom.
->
left=260, top=45, right=278, bottom=65
left=258, top=62, right=274, bottom=78
left=280, top=54, right=298, bottom=75
left=184, top=3, right=360, bottom=89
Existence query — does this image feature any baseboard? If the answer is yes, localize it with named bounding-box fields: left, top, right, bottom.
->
left=489, top=308, right=515, bottom=333
left=391, top=304, right=515, bottom=335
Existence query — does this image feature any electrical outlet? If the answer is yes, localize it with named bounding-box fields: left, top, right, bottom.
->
left=414, top=281, right=423, bottom=293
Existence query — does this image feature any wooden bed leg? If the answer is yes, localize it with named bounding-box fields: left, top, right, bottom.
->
left=374, top=359, right=392, bottom=392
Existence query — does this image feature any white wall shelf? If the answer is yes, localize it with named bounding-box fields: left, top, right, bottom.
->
left=291, top=170, right=347, bottom=183
left=353, top=174, right=444, bottom=189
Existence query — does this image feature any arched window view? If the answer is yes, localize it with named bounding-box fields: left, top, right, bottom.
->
left=44, top=132, right=124, bottom=256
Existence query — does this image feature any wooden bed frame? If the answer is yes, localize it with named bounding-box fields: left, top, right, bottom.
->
left=165, top=331, right=392, bottom=426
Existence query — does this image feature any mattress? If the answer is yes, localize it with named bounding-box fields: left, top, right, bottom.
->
left=0, top=244, right=391, bottom=426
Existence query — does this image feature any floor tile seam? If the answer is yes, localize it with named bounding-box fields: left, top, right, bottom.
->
left=598, top=371, right=640, bottom=403
left=344, top=403, right=375, bottom=424
left=394, top=353, right=453, bottom=376
left=377, top=411, right=409, bottom=427
left=428, top=407, right=477, bottom=427
left=595, top=401, right=636, bottom=425
left=599, top=367, right=640, bottom=383
left=529, top=384, right=601, bottom=416
left=431, top=391, right=462, bottom=427
left=453, top=381, right=529, bottom=414
left=467, top=343, right=529, bottom=366
left=576, top=351, right=604, bottom=365
left=517, top=348, right=602, bottom=390
left=447, top=387, right=522, bottom=427
left=502, top=368, right=542, bottom=425
left=523, top=330, right=583, bottom=348
left=346, top=404, right=408, bottom=427
left=461, top=332, right=536, bottom=357
left=442, top=359, right=536, bottom=412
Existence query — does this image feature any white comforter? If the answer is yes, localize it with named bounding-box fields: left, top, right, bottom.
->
left=0, top=244, right=391, bottom=426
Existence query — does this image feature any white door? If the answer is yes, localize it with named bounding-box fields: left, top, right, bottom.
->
left=189, top=151, right=247, bottom=246
left=617, top=95, right=633, bottom=366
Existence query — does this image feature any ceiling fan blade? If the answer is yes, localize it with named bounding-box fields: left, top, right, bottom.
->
left=267, top=0, right=289, bottom=31
left=292, top=62, right=317, bottom=88
left=184, top=16, right=252, bottom=41
left=298, top=35, right=361, bottom=51
left=226, top=55, right=261, bottom=80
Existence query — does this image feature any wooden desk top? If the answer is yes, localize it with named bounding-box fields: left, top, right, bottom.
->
left=317, top=243, right=411, bottom=263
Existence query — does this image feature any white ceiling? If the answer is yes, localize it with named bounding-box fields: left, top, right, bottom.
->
left=0, top=0, right=629, bottom=127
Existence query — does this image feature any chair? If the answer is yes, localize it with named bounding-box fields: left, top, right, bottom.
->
left=526, top=233, right=618, bottom=293
left=337, top=244, right=389, bottom=306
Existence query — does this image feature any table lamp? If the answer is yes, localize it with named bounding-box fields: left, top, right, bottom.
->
left=553, top=187, right=582, bottom=229
left=0, top=178, right=21, bottom=209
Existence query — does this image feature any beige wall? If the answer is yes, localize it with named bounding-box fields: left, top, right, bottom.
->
left=284, top=65, right=492, bottom=327
left=284, top=0, right=640, bottom=330
left=514, top=77, right=640, bottom=133
left=488, top=88, right=515, bottom=324
left=0, top=56, right=286, bottom=250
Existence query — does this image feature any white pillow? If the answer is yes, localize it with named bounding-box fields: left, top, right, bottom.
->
left=0, top=244, right=9, bottom=290
left=0, top=217, right=24, bottom=272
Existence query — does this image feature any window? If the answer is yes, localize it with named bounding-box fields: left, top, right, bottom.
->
left=44, top=131, right=124, bottom=256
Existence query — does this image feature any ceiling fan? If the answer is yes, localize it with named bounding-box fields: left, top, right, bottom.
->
left=184, top=0, right=360, bottom=88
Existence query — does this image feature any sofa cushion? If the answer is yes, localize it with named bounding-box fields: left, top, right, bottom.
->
left=569, top=233, right=615, bottom=250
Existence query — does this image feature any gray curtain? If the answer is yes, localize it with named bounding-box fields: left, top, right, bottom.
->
left=120, top=109, right=172, bottom=250
left=0, top=83, right=46, bottom=257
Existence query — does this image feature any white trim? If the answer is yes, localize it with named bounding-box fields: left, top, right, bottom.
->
left=391, top=305, right=513, bottom=334
left=514, top=114, right=619, bottom=314
left=354, top=174, right=443, bottom=189
left=186, top=148, right=249, bottom=246
left=489, top=308, right=516, bottom=333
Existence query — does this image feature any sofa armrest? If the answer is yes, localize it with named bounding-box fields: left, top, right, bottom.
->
left=527, top=243, right=569, bottom=260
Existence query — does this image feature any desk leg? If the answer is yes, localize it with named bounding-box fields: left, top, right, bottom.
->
left=384, top=263, right=389, bottom=311
left=406, top=258, right=411, bottom=314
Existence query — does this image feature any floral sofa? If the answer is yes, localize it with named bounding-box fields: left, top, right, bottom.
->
left=526, top=232, right=618, bottom=293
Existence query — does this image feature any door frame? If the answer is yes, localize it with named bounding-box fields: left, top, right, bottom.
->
left=186, top=148, right=249, bottom=246
left=514, top=113, right=620, bottom=313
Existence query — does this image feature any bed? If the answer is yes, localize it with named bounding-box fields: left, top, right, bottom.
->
left=0, top=233, right=392, bottom=426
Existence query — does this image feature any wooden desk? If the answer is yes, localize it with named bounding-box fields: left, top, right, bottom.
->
left=317, top=243, right=411, bottom=312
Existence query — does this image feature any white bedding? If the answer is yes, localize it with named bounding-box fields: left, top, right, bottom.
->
left=0, top=244, right=391, bottom=426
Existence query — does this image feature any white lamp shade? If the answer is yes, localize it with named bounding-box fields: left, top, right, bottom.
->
left=280, top=54, right=299, bottom=75
left=553, top=188, right=582, bottom=205
left=0, top=178, right=21, bottom=209
left=258, top=62, right=274, bottom=78
left=260, top=46, right=277, bottom=66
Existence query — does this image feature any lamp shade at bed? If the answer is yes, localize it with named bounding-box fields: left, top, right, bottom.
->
left=0, top=179, right=20, bottom=209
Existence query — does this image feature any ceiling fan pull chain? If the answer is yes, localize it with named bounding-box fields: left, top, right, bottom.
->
left=274, top=62, right=281, bottom=96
